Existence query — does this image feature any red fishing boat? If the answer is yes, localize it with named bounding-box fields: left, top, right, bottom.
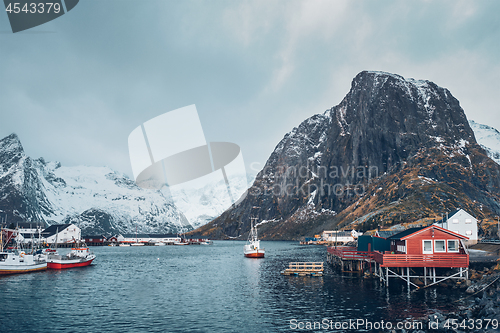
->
left=45, top=241, right=96, bottom=269
left=244, top=217, right=265, bottom=258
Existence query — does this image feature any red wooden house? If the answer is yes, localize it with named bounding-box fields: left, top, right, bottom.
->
left=327, top=225, right=470, bottom=289
left=376, top=225, right=469, bottom=268
left=83, top=235, right=107, bottom=246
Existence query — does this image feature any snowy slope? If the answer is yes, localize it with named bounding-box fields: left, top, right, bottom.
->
left=34, top=160, right=191, bottom=234
left=0, top=133, right=253, bottom=235
left=170, top=173, right=251, bottom=227
left=470, top=120, right=500, bottom=164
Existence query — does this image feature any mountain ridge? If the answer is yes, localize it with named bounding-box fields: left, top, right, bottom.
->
left=190, top=71, right=500, bottom=240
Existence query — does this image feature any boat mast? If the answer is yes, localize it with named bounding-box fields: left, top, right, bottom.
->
left=249, top=206, right=260, bottom=242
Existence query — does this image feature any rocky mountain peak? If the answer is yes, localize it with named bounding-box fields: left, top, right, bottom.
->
left=0, top=133, right=25, bottom=168
left=193, top=71, right=500, bottom=240
left=342, top=71, right=475, bottom=146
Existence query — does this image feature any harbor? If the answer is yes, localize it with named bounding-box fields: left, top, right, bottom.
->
left=0, top=241, right=470, bottom=333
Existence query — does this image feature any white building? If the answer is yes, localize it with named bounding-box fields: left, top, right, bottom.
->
left=10, top=222, right=46, bottom=244
left=42, top=224, right=81, bottom=244
left=322, top=230, right=363, bottom=244
left=117, top=234, right=181, bottom=244
left=433, top=209, right=478, bottom=245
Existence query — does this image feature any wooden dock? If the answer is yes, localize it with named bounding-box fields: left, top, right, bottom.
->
left=281, top=262, right=324, bottom=277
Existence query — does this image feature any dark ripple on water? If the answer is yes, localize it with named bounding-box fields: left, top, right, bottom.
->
left=0, top=242, right=465, bottom=332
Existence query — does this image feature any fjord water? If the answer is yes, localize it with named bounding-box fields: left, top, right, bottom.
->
left=0, top=242, right=464, bottom=332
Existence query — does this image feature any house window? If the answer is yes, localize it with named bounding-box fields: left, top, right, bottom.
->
left=465, top=230, right=472, bottom=236
left=465, top=219, right=472, bottom=224
left=448, top=240, right=459, bottom=252
left=423, top=240, right=433, bottom=254
left=452, top=219, right=459, bottom=224
left=434, top=240, right=446, bottom=252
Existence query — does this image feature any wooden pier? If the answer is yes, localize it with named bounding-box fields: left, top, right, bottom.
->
left=326, top=246, right=373, bottom=274
left=327, top=246, right=469, bottom=289
left=281, top=262, right=324, bottom=277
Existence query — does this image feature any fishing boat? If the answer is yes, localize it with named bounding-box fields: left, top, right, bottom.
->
left=45, top=241, right=96, bottom=269
left=118, top=243, right=130, bottom=247
left=244, top=217, right=265, bottom=258
left=0, top=228, right=47, bottom=275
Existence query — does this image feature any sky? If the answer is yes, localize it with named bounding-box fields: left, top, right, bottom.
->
left=1, top=0, right=499, bottom=179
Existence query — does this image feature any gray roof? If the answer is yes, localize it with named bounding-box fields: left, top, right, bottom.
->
left=41, top=224, right=73, bottom=238
left=376, top=230, right=400, bottom=239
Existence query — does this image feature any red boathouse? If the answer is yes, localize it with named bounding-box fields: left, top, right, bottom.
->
left=327, top=225, right=469, bottom=289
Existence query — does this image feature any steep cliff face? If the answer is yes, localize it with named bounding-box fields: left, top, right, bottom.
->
left=0, top=134, right=52, bottom=224
left=193, top=71, right=500, bottom=240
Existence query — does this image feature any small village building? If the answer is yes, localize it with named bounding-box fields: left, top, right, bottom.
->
left=42, top=224, right=81, bottom=244
left=327, top=225, right=470, bottom=289
left=322, top=230, right=363, bottom=244
left=83, top=235, right=107, bottom=246
left=107, top=236, right=119, bottom=243
left=0, top=222, right=47, bottom=244
left=357, top=235, right=391, bottom=252
left=374, top=230, right=400, bottom=239
left=433, top=209, right=478, bottom=245
left=117, top=234, right=181, bottom=244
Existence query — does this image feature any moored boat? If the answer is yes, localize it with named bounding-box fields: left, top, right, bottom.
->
left=0, top=228, right=47, bottom=275
left=45, top=242, right=96, bottom=270
left=244, top=217, right=265, bottom=258
left=0, top=251, right=47, bottom=275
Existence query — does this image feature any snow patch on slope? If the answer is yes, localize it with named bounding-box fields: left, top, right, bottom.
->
left=470, top=120, right=500, bottom=164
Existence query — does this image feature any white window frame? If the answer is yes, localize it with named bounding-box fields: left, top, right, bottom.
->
left=447, top=240, right=459, bottom=253
left=452, top=219, right=459, bottom=224
left=465, top=230, right=472, bottom=236
left=423, top=240, right=433, bottom=254
left=465, top=219, right=472, bottom=224
left=434, top=240, right=446, bottom=253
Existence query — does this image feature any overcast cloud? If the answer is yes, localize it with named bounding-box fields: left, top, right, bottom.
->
left=1, top=0, right=499, bottom=178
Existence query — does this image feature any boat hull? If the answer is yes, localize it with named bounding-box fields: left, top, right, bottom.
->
left=0, top=263, right=47, bottom=275
left=47, top=257, right=95, bottom=270
left=244, top=249, right=265, bottom=258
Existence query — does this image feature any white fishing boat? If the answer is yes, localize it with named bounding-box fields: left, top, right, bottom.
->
left=0, top=228, right=47, bottom=275
left=118, top=243, right=130, bottom=247
left=154, top=242, right=166, bottom=246
left=244, top=217, right=265, bottom=258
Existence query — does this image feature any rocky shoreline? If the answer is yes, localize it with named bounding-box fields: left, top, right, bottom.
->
left=402, top=262, right=500, bottom=333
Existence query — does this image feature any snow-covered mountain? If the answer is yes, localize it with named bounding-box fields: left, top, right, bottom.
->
left=470, top=120, right=500, bottom=164
left=0, top=133, right=252, bottom=236
left=170, top=173, right=252, bottom=227
left=0, top=134, right=190, bottom=235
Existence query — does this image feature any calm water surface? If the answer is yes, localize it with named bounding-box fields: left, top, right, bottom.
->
left=0, top=241, right=466, bottom=332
